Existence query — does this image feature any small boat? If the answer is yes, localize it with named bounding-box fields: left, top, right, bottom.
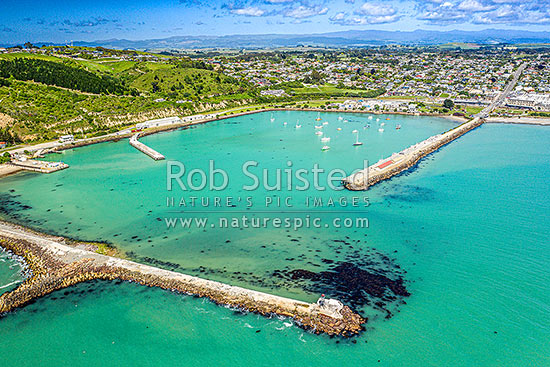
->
left=316, top=112, right=322, bottom=121
left=322, top=121, right=329, bottom=125
left=376, top=118, right=380, bottom=122
left=337, top=127, right=342, bottom=131
left=378, top=128, right=384, bottom=132
left=315, top=125, right=323, bottom=129
left=315, top=131, right=323, bottom=136
left=343, top=119, right=348, bottom=123
left=321, top=137, right=331, bottom=143
left=368, top=116, right=373, bottom=120
left=270, top=113, right=275, bottom=122
left=365, top=124, right=371, bottom=129
left=396, top=124, right=402, bottom=130
left=295, top=120, right=301, bottom=128
left=352, top=129, right=358, bottom=133
left=353, top=130, right=363, bottom=146
left=321, top=145, right=330, bottom=151
left=338, top=116, right=343, bottom=121
left=380, top=122, right=385, bottom=127
left=386, top=118, right=390, bottom=120
left=283, top=121, right=288, bottom=126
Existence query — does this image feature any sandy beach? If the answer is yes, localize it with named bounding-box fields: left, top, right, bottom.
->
left=0, top=164, right=22, bottom=178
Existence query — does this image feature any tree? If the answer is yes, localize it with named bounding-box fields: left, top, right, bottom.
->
left=310, top=70, right=323, bottom=83
left=0, top=152, right=11, bottom=164
left=443, top=99, right=455, bottom=110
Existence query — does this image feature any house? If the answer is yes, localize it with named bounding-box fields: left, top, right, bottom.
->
left=58, top=135, right=74, bottom=143
left=260, top=89, right=286, bottom=97
left=0, top=142, right=6, bottom=149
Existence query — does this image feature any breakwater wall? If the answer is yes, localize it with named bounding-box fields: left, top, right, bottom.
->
left=129, top=133, right=165, bottom=160
left=0, top=223, right=364, bottom=337
left=343, top=118, right=484, bottom=190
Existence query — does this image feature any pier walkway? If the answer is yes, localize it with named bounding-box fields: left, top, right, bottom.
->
left=129, top=133, right=165, bottom=160
left=343, top=63, right=526, bottom=190
left=0, top=222, right=364, bottom=336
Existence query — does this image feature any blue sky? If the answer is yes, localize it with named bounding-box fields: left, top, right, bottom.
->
left=1, top=0, right=549, bottom=44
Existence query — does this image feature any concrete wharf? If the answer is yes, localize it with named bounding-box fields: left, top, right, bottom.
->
left=10, top=159, right=69, bottom=174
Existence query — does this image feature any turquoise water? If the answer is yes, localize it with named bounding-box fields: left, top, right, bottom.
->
left=0, top=112, right=549, bottom=366
left=0, top=250, right=23, bottom=295
left=0, top=111, right=452, bottom=300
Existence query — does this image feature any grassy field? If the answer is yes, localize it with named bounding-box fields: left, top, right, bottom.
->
left=461, top=105, right=484, bottom=115
left=289, top=84, right=382, bottom=97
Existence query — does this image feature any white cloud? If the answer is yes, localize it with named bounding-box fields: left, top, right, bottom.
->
left=416, top=0, right=550, bottom=25
left=357, top=3, right=397, bottom=17
left=369, top=14, right=400, bottom=23
left=230, top=7, right=266, bottom=17
left=329, top=12, right=347, bottom=21
left=284, top=5, right=329, bottom=19
left=457, top=0, right=495, bottom=11
left=330, top=3, right=400, bottom=26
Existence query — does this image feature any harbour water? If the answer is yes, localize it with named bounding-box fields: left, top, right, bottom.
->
left=0, top=112, right=549, bottom=366
left=0, top=251, right=23, bottom=296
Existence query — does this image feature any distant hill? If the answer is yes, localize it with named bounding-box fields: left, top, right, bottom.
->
left=58, top=29, right=550, bottom=51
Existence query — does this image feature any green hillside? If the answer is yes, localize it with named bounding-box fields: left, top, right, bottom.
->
left=130, top=65, right=248, bottom=100
left=0, top=49, right=258, bottom=143
left=0, top=58, right=132, bottom=95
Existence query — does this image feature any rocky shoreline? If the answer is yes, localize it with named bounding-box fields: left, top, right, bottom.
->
left=0, top=221, right=365, bottom=337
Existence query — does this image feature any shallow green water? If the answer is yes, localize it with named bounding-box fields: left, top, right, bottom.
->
left=0, top=251, right=23, bottom=295
left=0, top=112, right=549, bottom=366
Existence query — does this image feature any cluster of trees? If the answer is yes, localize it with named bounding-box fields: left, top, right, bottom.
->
left=0, top=152, right=11, bottom=164
left=174, top=58, right=213, bottom=70
left=0, top=77, right=11, bottom=87
left=443, top=99, right=455, bottom=109
left=0, top=127, right=21, bottom=145
left=303, top=70, right=323, bottom=84
left=0, top=58, right=132, bottom=95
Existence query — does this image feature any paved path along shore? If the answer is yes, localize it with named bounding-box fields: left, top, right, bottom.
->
left=0, top=222, right=364, bottom=337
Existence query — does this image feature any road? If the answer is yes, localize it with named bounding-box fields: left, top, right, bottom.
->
left=476, top=62, right=527, bottom=118
left=344, top=62, right=528, bottom=191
